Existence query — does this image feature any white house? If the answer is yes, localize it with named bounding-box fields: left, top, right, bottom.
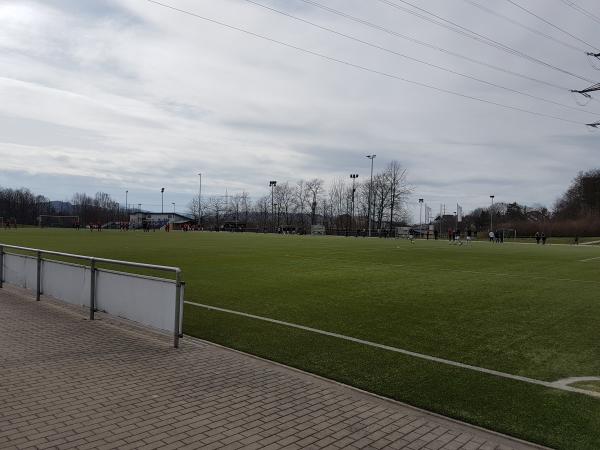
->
left=129, top=212, right=194, bottom=229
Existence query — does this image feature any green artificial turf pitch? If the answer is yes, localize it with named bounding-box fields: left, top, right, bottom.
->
left=2, top=229, right=600, bottom=449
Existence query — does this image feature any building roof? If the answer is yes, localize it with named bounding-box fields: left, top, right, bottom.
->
left=130, top=212, right=193, bottom=221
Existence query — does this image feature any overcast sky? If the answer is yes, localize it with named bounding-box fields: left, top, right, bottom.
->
left=1, top=0, right=599, bottom=218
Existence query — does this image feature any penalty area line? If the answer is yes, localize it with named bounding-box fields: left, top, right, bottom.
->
left=184, top=301, right=600, bottom=398
left=578, top=256, right=600, bottom=262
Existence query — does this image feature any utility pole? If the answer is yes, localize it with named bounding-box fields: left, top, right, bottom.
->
left=366, top=155, right=376, bottom=237
left=269, top=181, right=277, bottom=232
left=350, top=174, right=358, bottom=232
left=571, top=82, right=600, bottom=99
left=198, top=173, right=202, bottom=227
left=125, top=190, right=128, bottom=218
left=161, top=188, right=165, bottom=214
left=172, top=202, right=175, bottom=214
left=490, top=195, right=495, bottom=232
left=418, top=198, right=423, bottom=238
left=587, top=121, right=600, bottom=129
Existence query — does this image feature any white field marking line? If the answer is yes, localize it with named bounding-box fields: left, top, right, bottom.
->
left=578, top=256, right=600, bottom=263
left=184, top=300, right=600, bottom=398
left=581, top=240, right=600, bottom=245
left=554, top=376, right=600, bottom=387
left=287, top=255, right=600, bottom=285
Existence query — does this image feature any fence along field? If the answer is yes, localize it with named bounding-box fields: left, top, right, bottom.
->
left=2, top=228, right=600, bottom=449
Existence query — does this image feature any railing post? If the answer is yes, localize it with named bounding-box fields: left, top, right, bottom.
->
left=174, top=270, right=181, bottom=348
left=179, top=281, right=185, bottom=338
left=36, top=250, right=42, bottom=301
left=89, top=258, right=96, bottom=320
left=0, top=245, right=4, bottom=289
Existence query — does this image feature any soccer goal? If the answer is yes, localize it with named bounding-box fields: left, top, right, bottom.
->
left=498, top=229, right=517, bottom=240
left=38, top=215, right=80, bottom=228
left=311, top=224, right=326, bottom=236
left=395, top=227, right=411, bottom=239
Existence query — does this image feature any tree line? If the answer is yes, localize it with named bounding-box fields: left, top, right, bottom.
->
left=457, top=169, right=600, bottom=237
left=0, top=188, right=124, bottom=226
left=188, top=160, right=413, bottom=233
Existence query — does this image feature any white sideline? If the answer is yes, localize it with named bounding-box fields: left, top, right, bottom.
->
left=291, top=254, right=600, bottom=285
left=578, top=256, right=600, bottom=263
left=184, top=301, right=600, bottom=398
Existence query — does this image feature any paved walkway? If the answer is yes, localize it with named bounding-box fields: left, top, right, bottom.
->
left=0, top=286, right=544, bottom=450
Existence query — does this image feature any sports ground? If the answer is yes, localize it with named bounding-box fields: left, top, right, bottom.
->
left=2, top=229, right=600, bottom=449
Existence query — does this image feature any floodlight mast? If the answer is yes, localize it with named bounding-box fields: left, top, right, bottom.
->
left=161, top=187, right=165, bottom=214
left=366, top=155, right=376, bottom=237
left=269, top=181, right=277, bottom=232
left=418, top=199, right=424, bottom=239
left=350, top=174, right=359, bottom=232
left=198, top=173, right=202, bottom=227
left=490, top=195, right=495, bottom=232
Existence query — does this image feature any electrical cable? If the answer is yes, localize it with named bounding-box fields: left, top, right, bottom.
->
left=144, top=0, right=585, bottom=126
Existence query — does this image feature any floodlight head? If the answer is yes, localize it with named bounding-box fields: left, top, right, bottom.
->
left=418, top=198, right=423, bottom=203
left=269, top=180, right=277, bottom=186
left=366, top=154, right=376, bottom=159
left=161, top=188, right=164, bottom=193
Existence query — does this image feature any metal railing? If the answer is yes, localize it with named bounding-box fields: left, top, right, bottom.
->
left=0, top=243, right=183, bottom=348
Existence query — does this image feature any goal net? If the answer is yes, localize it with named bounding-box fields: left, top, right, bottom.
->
left=38, top=215, right=80, bottom=228
left=497, top=229, right=517, bottom=240
left=311, top=224, right=326, bottom=235
left=395, top=226, right=411, bottom=239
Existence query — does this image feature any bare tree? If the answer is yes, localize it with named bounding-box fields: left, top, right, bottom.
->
left=209, top=196, right=226, bottom=229
left=373, top=173, right=391, bottom=231
left=386, top=161, right=411, bottom=231
left=306, top=178, right=324, bottom=225
left=328, top=177, right=348, bottom=230
left=274, top=182, right=293, bottom=226
left=292, top=180, right=308, bottom=230
left=241, top=191, right=250, bottom=224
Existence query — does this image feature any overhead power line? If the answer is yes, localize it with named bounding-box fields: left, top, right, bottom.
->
left=504, top=0, right=599, bottom=51
left=242, top=0, right=599, bottom=117
left=374, top=0, right=598, bottom=84
left=462, top=0, right=586, bottom=53
left=587, top=52, right=600, bottom=71
left=559, top=0, right=600, bottom=26
left=144, top=0, right=586, bottom=126
left=295, top=0, right=569, bottom=92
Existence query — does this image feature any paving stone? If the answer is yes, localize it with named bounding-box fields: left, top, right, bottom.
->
left=0, top=286, right=542, bottom=450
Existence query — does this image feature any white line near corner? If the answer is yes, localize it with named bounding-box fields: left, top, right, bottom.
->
left=184, top=300, right=600, bottom=399
left=578, top=256, right=600, bottom=263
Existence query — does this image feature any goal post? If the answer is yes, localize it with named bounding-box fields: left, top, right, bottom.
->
left=38, top=215, right=80, bottom=228
left=311, top=225, right=326, bottom=236
left=499, top=228, right=517, bottom=240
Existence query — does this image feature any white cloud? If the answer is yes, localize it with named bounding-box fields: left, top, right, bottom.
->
left=0, top=0, right=599, bottom=214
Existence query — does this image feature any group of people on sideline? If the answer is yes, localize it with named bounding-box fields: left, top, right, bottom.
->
left=534, top=231, right=547, bottom=245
